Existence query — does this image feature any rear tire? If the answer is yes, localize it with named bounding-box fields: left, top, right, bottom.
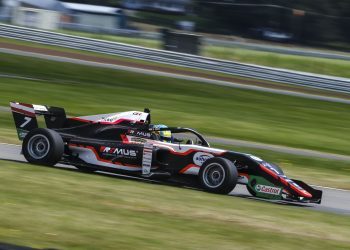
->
left=22, top=128, right=64, bottom=166
left=199, top=157, right=238, bottom=194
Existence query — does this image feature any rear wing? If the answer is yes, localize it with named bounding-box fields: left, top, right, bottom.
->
left=10, top=102, right=66, bottom=140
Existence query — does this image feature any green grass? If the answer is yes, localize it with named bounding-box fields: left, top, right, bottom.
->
left=2, top=36, right=350, bottom=101
left=1, top=53, right=350, bottom=156
left=0, top=37, right=263, bottom=83
left=56, top=29, right=350, bottom=78
left=203, top=46, right=350, bottom=78
left=0, top=160, right=350, bottom=250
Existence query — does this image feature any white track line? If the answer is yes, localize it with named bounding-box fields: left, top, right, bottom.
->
left=311, top=185, right=350, bottom=192
left=0, top=142, right=21, bottom=147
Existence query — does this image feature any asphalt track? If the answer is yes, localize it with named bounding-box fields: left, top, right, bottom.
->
left=1, top=143, right=349, bottom=215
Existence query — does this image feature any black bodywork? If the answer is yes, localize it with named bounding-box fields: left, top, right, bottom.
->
left=10, top=102, right=323, bottom=204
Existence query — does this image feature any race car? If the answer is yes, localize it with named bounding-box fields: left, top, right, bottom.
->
left=10, top=101, right=322, bottom=203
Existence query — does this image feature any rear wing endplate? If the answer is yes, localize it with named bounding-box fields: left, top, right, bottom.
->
left=10, top=102, right=66, bottom=140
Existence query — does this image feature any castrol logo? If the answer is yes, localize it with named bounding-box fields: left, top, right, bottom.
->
left=255, top=184, right=281, bottom=195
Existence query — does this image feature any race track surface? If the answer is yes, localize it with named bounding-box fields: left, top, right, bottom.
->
left=1, top=143, right=349, bottom=215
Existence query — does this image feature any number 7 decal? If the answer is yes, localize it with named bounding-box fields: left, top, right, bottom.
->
left=20, top=117, right=32, bottom=128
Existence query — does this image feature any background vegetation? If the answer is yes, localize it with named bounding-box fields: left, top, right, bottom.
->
left=61, top=0, right=350, bottom=49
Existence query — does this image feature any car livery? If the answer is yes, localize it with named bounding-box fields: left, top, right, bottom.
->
left=10, top=101, right=322, bottom=204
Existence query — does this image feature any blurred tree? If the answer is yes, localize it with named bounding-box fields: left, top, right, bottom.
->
left=193, top=0, right=350, bottom=46
left=59, top=0, right=350, bottom=46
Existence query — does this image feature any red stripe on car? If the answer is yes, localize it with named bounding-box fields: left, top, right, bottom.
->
left=179, top=164, right=199, bottom=174
left=11, top=107, right=35, bottom=117
left=259, top=164, right=312, bottom=198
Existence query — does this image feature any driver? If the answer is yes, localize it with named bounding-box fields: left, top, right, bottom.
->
left=151, top=124, right=172, bottom=143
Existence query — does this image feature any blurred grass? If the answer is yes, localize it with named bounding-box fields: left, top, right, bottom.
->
left=2, top=36, right=350, bottom=100
left=1, top=53, right=350, bottom=156
left=204, top=46, right=350, bottom=78
left=0, top=37, right=266, bottom=83
left=57, top=29, right=350, bottom=78
left=0, top=160, right=350, bottom=250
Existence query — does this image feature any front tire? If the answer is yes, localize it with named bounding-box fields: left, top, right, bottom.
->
left=199, top=157, right=238, bottom=194
left=22, top=128, right=64, bottom=166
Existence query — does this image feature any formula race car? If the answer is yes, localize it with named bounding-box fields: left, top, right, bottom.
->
left=10, top=102, right=322, bottom=204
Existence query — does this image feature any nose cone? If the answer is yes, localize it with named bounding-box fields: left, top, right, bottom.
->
left=298, top=189, right=312, bottom=198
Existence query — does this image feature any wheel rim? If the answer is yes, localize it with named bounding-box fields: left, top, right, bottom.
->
left=203, top=163, right=225, bottom=188
left=27, top=134, right=50, bottom=160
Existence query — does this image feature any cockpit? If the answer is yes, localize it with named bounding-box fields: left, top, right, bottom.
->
left=149, top=126, right=210, bottom=147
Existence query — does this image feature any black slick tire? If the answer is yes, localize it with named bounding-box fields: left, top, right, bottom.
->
left=199, top=157, right=238, bottom=194
left=22, top=128, right=64, bottom=166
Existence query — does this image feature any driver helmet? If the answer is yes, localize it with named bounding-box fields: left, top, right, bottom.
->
left=152, top=124, right=172, bottom=143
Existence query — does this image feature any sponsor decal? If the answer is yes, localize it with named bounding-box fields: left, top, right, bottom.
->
left=20, top=117, right=32, bottom=128
left=142, top=143, right=153, bottom=174
left=255, top=184, right=281, bottom=195
left=17, top=128, right=28, bottom=140
left=193, top=152, right=214, bottom=166
left=128, top=130, right=151, bottom=138
left=136, top=131, right=151, bottom=137
left=130, top=137, right=147, bottom=143
left=33, top=104, right=48, bottom=112
left=101, top=114, right=120, bottom=122
left=248, top=155, right=263, bottom=162
left=100, top=147, right=137, bottom=157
